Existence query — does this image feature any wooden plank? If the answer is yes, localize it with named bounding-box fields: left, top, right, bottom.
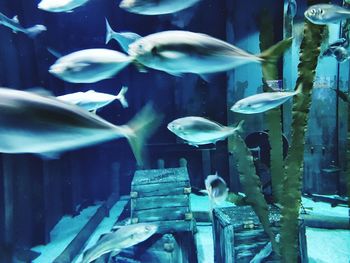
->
left=131, top=182, right=190, bottom=197
left=53, top=193, right=119, bottom=263
left=132, top=207, right=191, bottom=222
left=132, top=168, right=189, bottom=186
left=131, top=195, right=189, bottom=211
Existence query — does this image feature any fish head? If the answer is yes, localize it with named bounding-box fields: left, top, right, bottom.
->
left=230, top=100, right=255, bottom=114
left=167, top=119, right=188, bottom=137
left=304, top=5, right=328, bottom=24
left=205, top=173, right=228, bottom=204
left=130, top=223, right=158, bottom=243
left=128, top=38, right=160, bottom=66
left=49, top=59, right=89, bottom=80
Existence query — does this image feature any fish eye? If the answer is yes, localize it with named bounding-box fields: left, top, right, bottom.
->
left=309, top=9, right=316, bottom=15
left=247, top=104, right=252, bottom=107
left=318, top=8, right=324, bottom=15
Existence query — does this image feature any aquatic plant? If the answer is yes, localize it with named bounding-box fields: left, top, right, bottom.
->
left=280, top=9, right=326, bottom=263
left=258, top=8, right=284, bottom=204
left=231, top=132, right=279, bottom=253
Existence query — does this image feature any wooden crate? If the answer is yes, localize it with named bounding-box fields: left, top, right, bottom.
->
left=114, top=232, right=197, bottom=263
left=130, top=167, right=195, bottom=233
left=212, top=206, right=308, bottom=263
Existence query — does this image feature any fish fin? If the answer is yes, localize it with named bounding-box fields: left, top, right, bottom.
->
left=12, top=15, right=19, bottom=23
left=167, top=71, right=183, bottom=78
left=259, top=37, right=293, bottom=79
left=199, top=73, right=219, bottom=83
left=26, top=25, right=47, bottom=38
left=133, top=61, right=148, bottom=73
left=105, top=18, right=115, bottom=44
left=187, top=141, right=199, bottom=147
left=90, top=109, right=97, bottom=114
left=47, top=47, right=62, bottom=58
left=27, top=87, right=54, bottom=97
left=116, top=86, right=129, bottom=108
left=199, top=189, right=209, bottom=195
left=38, top=151, right=60, bottom=160
left=123, top=103, right=163, bottom=166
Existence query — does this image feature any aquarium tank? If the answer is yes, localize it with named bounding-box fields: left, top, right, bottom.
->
left=0, top=0, right=349, bottom=262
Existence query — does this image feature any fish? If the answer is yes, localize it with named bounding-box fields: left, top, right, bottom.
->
left=49, top=49, right=133, bottom=83
left=128, top=31, right=292, bottom=78
left=119, top=0, right=202, bottom=15
left=105, top=19, right=141, bottom=52
left=205, top=173, right=229, bottom=205
left=38, top=0, right=90, bottom=13
left=286, top=0, right=297, bottom=19
left=304, top=4, right=350, bottom=25
left=0, top=12, right=46, bottom=38
left=81, top=223, right=158, bottom=263
left=0, top=87, right=161, bottom=165
left=231, top=87, right=301, bottom=114
left=57, top=86, right=129, bottom=112
left=167, top=116, right=244, bottom=147
left=331, top=88, right=350, bottom=104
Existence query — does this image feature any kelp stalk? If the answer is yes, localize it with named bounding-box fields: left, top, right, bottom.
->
left=259, top=8, right=284, bottom=203
left=280, top=19, right=326, bottom=262
left=231, top=133, right=279, bottom=253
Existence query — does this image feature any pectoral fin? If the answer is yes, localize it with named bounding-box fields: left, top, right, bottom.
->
left=12, top=15, right=19, bottom=23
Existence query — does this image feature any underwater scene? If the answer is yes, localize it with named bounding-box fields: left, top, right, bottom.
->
left=0, top=0, right=349, bottom=262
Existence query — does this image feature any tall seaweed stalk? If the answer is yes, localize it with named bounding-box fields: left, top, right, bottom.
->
left=231, top=132, right=279, bottom=254
left=280, top=18, right=326, bottom=263
left=259, top=9, right=284, bottom=203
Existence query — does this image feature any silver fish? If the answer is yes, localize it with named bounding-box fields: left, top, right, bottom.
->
left=0, top=12, right=46, bottom=38
left=81, top=223, right=158, bottom=263
left=105, top=19, right=141, bottom=52
left=119, top=0, right=202, bottom=15
left=167, top=116, right=244, bottom=147
left=38, top=0, right=90, bottom=13
left=205, top=173, right=229, bottom=205
left=286, top=0, right=297, bottom=19
left=49, top=49, right=132, bottom=83
left=0, top=88, right=160, bottom=165
left=231, top=88, right=301, bottom=114
left=57, top=86, right=129, bottom=112
left=128, top=31, right=292, bottom=77
left=304, top=4, right=350, bottom=25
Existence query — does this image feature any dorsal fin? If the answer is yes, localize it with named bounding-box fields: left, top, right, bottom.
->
left=27, top=87, right=54, bottom=97
left=12, top=15, right=19, bottom=23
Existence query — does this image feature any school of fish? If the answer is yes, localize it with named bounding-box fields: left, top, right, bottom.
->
left=0, top=0, right=347, bottom=261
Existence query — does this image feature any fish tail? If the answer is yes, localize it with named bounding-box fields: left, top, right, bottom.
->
left=116, top=86, right=129, bottom=108
left=105, top=18, right=116, bottom=44
left=232, top=120, right=244, bottom=133
left=123, top=103, right=163, bottom=166
left=259, top=37, right=293, bottom=76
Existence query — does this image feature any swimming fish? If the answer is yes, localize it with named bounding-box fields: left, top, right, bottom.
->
left=286, top=0, right=297, bottom=19
left=38, top=0, right=90, bottom=13
left=0, top=87, right=161, bottom=165
left=57, top=86, right=129, bottom=112
left=322, top=39, right=350, bottom=63
left=105, top=19, right=141, bottom=52
left=128, top=31, right=292, bottom=78
left=167, top=116, right=244, bottom=147
left=205, top=173, right=229, bottom=205
left=231, top=87, right=301, bottom=114
left=304, top=4, right=350, bottom=25
left=119, top=0, right=202, bottom=15
left=81, top=223, right=158, bottom=263
left=0, top=12, right=46, bottom=38
left=49, top=49, right=132, bottom=83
